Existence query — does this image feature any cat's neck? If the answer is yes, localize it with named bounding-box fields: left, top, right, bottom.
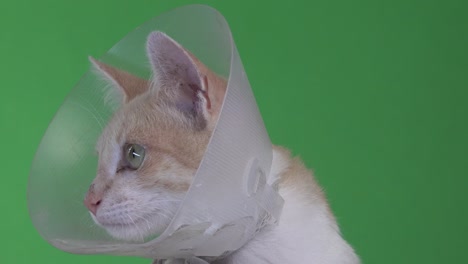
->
left=153, top=147, right=359, bottom=264
left=215, top=146, right=359, bottom=264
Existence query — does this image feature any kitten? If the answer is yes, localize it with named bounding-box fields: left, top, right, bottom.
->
left=84, top=31, right=360, bottom=264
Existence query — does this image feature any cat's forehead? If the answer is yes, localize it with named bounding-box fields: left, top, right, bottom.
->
left=96, top=96, right=189, bottom=150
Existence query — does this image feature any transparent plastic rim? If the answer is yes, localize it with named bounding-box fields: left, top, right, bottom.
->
left=28, top=4, right=281, bottom=259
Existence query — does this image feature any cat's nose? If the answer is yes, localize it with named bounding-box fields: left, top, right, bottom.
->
left=84, top=190, right=102, bottom=216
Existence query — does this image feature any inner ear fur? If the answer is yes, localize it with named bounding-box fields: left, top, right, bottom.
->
left=146, top=31, right=227, bottom=129
left=90, top=57, right=150, bottom=103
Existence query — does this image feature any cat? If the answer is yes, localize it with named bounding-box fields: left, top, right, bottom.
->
left=84, top=31, right=360, bottom=264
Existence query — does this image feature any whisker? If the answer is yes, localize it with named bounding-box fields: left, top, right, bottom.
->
left=124, top=213, right=145, bottom=242
left=133, top=214, right=152, bottom=232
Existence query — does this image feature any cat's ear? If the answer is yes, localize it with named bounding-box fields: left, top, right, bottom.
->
left=146, top=31, right=226, bottom=129
left=89, top=57, right=150, bottom=104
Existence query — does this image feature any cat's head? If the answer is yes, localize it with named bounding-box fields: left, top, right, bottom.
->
left=83, top=32, right=226, bottom=241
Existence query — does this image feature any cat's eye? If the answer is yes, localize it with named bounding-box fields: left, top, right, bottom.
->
left=123, top=143, right=145, bottom=170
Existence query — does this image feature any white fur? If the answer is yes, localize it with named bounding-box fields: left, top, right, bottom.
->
left=215, top=149, right=360, bottom=264
left=92, top=186, right=182, bottom=242
left=91, top=152, right=187, bottom=242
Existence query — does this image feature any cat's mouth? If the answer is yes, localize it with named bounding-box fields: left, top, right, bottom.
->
left=91, top=212, right=149, bottom=228
left=90, top=211, right=169, bottom=241
left=98, top=219, right=142, bottom=228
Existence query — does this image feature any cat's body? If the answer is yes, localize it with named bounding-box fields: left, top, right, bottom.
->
left=84, top=31, right=359, bottom=263
left=212, top=146, right=359, bottom=264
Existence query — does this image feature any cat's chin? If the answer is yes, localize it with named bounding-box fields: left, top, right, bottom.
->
left=104, top=223, right=164, bottom=242
left=91, top=213, right=169, bottom=242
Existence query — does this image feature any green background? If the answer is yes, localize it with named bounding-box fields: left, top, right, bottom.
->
left=1, top=0, right=467, bottom=263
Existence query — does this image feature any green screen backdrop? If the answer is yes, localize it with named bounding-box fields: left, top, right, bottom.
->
left=1, top=0, right=467, bottom=263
